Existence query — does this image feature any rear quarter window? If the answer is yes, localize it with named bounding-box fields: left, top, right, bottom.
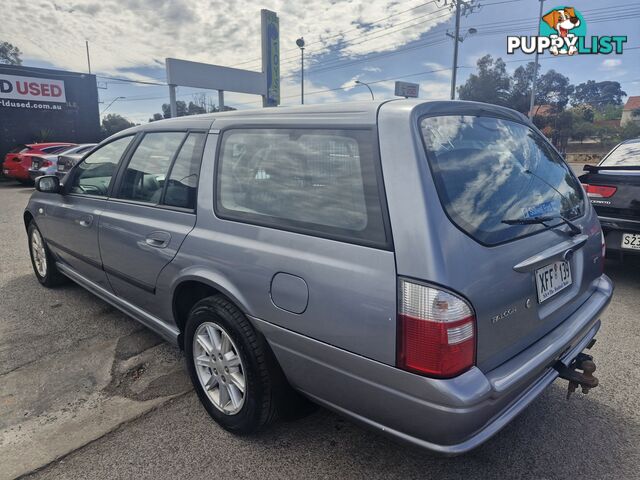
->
left=420, top=115, right=585, bottom=245
left=216, top=128, right=388, bottom=248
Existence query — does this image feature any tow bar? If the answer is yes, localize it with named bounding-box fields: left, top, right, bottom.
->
left=554, top=348, right=599, bottom=400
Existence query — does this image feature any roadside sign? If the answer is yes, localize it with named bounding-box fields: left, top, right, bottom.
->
left=394, top=81, right=419, bottom=98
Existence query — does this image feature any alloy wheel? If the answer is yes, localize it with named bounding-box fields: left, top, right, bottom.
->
left=31, top=229, right=47, bottom=277
left=193, top=321, right=246, bottom=415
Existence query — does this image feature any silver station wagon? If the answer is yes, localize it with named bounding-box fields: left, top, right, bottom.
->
left=25, top=100, right=613, bottom=454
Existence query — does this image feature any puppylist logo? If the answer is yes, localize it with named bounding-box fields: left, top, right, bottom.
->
left=508, top=6, right=627, bottom=56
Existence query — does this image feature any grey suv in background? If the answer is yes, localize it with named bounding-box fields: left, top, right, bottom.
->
left=24, top=100, right=612, bottom=454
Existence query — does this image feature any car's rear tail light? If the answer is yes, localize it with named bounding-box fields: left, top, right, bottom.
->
left=582, top=183, right=617, bottom=198
left=397, top=279, right=476, bottom=378
left=41, top=160, right=52, bottom=167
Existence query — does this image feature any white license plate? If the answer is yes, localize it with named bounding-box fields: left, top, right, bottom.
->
left=31, top=162, right=38, bottom=169
left=535, top=261, right=572, bottom=303
left=621, top=233, right=640, bottom=250
left=58, top=164, right=65, bottom=171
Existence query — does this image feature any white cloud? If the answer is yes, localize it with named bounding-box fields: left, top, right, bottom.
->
left=601, top=59, right=622, bottom=69
left=423, top=62, right=451, bottom=78
left=5, top=0, right=453, bottom=81
left=340, top=75, right=362, bottom=91
left=363, top=66, right=381, bottom=72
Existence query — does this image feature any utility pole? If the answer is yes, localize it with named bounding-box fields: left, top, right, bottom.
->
left=446, top=0, right=478, bottom=100
left=449, top=1, right=462, bottom=100
left=296, top=38, right=305, bottom=105
left=528, top=0, right=545, bottom=119
left=85, top=40, right=92, bottom=74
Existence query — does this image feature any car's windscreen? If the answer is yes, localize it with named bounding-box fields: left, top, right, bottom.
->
left=420, top=115, right=585, bottom=245
left=600, top=140, right=640, bottom=166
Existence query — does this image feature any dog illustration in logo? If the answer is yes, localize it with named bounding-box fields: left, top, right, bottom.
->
left=542, top=7, right=581, bottom=55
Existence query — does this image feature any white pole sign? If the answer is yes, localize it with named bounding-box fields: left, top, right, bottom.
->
left=394, top=81, right=419, bottom=98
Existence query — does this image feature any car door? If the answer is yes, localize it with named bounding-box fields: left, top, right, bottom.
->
left=41, top=135, right=135, bottom=289
left=99, top=131, right=206, bottom=310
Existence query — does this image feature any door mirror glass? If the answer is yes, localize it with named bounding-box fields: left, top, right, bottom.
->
left=35, top=175, right=61, bottom=193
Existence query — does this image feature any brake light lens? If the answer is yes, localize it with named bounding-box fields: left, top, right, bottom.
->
left=397, top=279, right=476, bottom=378
left=582, top=183, right=617, bottom=198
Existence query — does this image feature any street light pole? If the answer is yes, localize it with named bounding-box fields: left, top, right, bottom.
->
left=450, top=0, right=462, bottom=100
left=355, top=80, right=375, bottom=100
left=100, top=96, right=125, bottom=115
left=85, top=40, right=91, bottom=74
left=296, top=37, right=305, bottom=105
left=528, top=0, right=546, bottom=119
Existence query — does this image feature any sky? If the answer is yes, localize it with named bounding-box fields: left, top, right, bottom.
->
left=4, top=0, right=639, bottom=123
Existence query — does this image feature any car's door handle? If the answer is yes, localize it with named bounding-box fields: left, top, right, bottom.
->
left=77, top=216, right=93, bottom=228
left=145, top=231, right=171, bottom=248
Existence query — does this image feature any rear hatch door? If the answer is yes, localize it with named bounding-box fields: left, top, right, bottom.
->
left=417, top=114, right=603, bottom=371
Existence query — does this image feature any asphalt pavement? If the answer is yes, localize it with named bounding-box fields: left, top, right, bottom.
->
left=1, top=169, right=639, bottom=480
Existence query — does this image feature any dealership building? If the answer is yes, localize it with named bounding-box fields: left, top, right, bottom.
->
left=0, top=64, right=100, bottom=159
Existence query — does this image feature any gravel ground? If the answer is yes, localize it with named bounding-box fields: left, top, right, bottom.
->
left=0, top=169, right=638, bottom=480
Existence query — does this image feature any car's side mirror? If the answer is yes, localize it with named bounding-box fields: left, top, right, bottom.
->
left=35, top=175, right=61, bottom=193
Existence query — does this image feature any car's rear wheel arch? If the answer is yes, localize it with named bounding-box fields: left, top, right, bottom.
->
left=173, top=279, right=248, bottom=349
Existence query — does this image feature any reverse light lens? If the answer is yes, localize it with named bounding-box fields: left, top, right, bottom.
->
left=397, top=280, right=476, bottom=378
left=582, top=183, right=617, bottom=198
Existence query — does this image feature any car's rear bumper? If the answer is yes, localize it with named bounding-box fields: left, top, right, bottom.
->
left=3, top=164, right=29, bottom=180
left=600, top=216, right=640, bottom=254
left=28, top=167, right=55, bottom=180
left=253, top=274, right=613, bottom=455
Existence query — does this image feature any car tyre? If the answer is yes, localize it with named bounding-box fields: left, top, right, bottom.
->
left=27, top=221, right=67, bottom=287
left=185, top=295, right=281, bottom=433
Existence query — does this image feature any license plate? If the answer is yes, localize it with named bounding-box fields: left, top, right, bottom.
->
left=31, top=161, right=38, bottom=169
left=2, top=169, right=8, bottom=175
left=58, top=164, right=65, bottom=171
left=621, top=233, right=640, bottom=250
left=535, top=261, right=572, bottom=303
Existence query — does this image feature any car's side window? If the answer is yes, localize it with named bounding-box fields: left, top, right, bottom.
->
left=70, top=136, right=133, bottom=197
left=163, top=132, right=206, bottom=209
left=216, top=128, right=388, bottom=247
left=116, top=132, right=186, bottom=204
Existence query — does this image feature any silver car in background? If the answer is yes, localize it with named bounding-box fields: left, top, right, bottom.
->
left=55, top=144, right=98, bottom=179
left=29, top=143, right=96, bottom=181
left=24, top=100, right=612, bottom=454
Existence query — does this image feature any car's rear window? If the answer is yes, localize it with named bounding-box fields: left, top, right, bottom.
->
left=600, top=140, right=640, bottom=166
left=420, top=115, right=585, bottom=245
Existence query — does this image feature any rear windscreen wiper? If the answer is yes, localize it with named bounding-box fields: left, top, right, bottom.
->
left=502, top=215, right=582, bottom=236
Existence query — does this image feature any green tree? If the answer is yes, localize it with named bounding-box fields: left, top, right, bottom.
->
left=507, top=62, right=536, bottom=114
left=148, top=113, right=163, bottom=122
left=620, top=121, right=640, bottom=141
left=187, top=101, right=206, bottom=116
left=571, top=121, right=595, bottom=143
left=0, top=41, right=22, bottom=65
left=457, top=55, right=511, bottom=107
left=536, top=69, right=574, bottom=111
left=594, top=104, right=623, bottom=121
left=101, top=114, right=135, bottom=138
left=571, top=104, right=595, bottom=122
left=160, top=100, right=187, bottom=118
left=572, top=80, right=626, bottom=109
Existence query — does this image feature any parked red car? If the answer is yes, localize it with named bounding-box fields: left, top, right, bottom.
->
left=3, top=143, right=76, bottom=184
